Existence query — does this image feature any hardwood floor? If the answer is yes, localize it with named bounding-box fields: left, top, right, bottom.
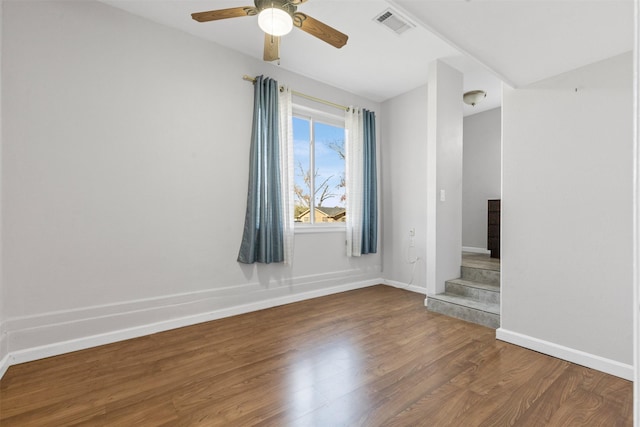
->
left=0, top=285, right=632, bottom=426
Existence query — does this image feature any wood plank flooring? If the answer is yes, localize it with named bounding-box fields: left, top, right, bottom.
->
left=0, top=285, right=632, bottom=426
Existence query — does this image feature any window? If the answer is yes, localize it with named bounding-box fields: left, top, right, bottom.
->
left=293, top=106, right=346, bottom=226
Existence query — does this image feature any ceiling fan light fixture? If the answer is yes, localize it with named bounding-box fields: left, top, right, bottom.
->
left=463, top=90, right=487, bottom=106
left=258, top=7, right=293, bottom=36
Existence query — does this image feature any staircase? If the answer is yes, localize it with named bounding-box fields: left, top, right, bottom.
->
left=427, top=255, right=500, bottom=329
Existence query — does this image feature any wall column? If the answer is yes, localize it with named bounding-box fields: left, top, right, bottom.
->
left=426, top=60, right=464, bottom=299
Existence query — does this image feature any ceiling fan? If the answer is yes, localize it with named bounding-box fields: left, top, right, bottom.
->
left=191, top=0, right=348, bottom=62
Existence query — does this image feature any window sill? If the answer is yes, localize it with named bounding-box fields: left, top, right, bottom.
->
left=294, top=225, right=347, bottom=234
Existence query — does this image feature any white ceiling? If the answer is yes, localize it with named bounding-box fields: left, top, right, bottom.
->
left=396, top=0, right=635, bottom=88
left=101, top=0, right=634, bottom=116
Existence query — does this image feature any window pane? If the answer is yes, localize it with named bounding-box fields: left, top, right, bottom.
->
left=292, top=112, right=346, bottom=226
left=293, top=117, right=311, bottom=223
left=314, top=122, right=346, bottom=223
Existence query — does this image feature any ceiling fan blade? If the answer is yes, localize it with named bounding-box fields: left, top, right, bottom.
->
left=263, top=34, right=280, bottom=62
left=293, top=13, right=348, bottom=49
left=191, top=7, right=256, bottom=23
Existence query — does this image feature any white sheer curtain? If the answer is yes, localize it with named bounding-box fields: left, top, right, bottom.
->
left=345, top=107, right=364, bottom=257
left=279, top=86, right=295, bottom=264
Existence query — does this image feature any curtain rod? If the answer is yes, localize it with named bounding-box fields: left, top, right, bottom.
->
left=242, top=75, right=350, bottom=112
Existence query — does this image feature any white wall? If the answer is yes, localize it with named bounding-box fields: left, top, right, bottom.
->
left=462, top=107, right=501, bottom=250
left=635, top=0, right=640, bottom=417
left=1, top=0, right=381, bottom=366
left=426, top=61, right=463, bottom=296
left=0, top=0, right=7, bottom=376
left=498, top=52, right=634, bottom=378
left=634, top=0, right=639, bottom=415
left=381, top=85, right=428, bottom=293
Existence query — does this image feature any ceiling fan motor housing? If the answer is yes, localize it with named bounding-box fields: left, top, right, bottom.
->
left=255, top=0, right=297, bottom=16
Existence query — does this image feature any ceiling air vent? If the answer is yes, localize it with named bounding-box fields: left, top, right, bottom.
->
left=374, top=8, right=415, bottom=35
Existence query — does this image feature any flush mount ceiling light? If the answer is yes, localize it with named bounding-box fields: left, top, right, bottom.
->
left=258, top=6, right=293, bottom=36
left=463, top=90, right=487, bottom=106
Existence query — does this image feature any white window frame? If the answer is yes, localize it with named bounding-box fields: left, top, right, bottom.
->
left=292, top=104, right=346, bottom=234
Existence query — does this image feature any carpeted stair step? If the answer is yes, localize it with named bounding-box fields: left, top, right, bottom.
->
left=427, top=293, right=500, bottom=329
left=461, top=265, right=500, bottom=286
left=445, top=278, right=500, bottom=305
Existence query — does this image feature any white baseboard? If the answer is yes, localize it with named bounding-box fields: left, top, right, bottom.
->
left=462, top=246, right=491, bottom=254
left=0, top=274, right=383, bottom=379
left=0, top=324, right=7, bottom=378
left=0, top=353, right=9, bottom=380
left=384, top=280, right=427, bottom=295
left=496, top=328, right=633, bottom=381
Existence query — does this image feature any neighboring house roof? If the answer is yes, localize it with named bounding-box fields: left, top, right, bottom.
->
left=296, top=206, right=346, bottom=220
left=315, top=207, right=345, bottom=217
